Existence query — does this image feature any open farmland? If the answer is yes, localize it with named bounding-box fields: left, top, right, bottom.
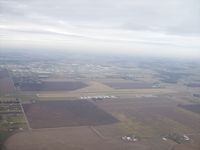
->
left=19, top=81, right=88, bottom=91
left=94, top=97, right=200, bottom=137
left=4, top=96, right=200, bottom=150
left=22, top=100, right=118, bottom=129
left=1, top=52, right=200, bottom=150
left=4, top=126, right=150, bottom=150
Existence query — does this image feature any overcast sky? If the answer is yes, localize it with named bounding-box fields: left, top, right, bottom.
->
left=0, top=0, right=200, bottom=58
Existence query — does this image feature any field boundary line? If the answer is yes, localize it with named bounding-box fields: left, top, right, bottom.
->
left=19, top=102, right=31, bottom=130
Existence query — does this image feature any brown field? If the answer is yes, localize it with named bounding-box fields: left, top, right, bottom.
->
left=94, top=97, right=200, bottom=136
left=4, top=126, right=158, bottom=150
left=103, top=82, right=154, bottom=89
left=20, top=81, right=88, bottom=91
left=179, top=104, right=200, bottom=114
left=173, top=135, right=200, bottom=150
left=22, top=100, right=118, bottom=129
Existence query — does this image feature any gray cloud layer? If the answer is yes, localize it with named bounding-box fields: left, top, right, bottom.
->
left=0, top=0, right=200, bottom=58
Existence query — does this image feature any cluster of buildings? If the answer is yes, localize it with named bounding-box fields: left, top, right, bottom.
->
left=121, top=135, right=138, bottom=142
left=162, top=133, right=190, bottom=143
left=80, top=95, right=117, bottom=100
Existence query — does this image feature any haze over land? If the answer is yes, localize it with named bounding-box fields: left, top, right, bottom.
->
left=0, top=0, right=200, bottom=58
left=0, top=51, right=200, bottom=150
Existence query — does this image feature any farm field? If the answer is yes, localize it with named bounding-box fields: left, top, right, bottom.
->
left=4, top=126, right=149, bottom=150
left=179, top=104, right=200, bottom=114
left=103, top=82, right=155, bottom=89
left=94, top=97, right=200, bottom=136
left=19, top=81, right=88, bottom=91
left=22, top=100, right=118, bottom=129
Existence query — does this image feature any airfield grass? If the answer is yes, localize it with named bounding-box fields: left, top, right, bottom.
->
left=17, top=81, right=177, bottom=101
left=36, top=88, right=176, bottom=99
